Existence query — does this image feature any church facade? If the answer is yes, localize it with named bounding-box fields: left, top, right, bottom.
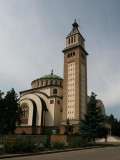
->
left=15, top=21, right=105, bottom=135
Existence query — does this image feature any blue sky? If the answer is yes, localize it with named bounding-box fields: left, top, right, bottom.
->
left=0, top=0, right=120, bottom=119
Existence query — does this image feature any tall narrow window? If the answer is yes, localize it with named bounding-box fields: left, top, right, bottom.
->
left=69, top=38, right=70, bottom=44
left=74, top=36, right=76, bottom=42
left=55, top=80, right=57, bottom=85
left=73, top=52, right=75, bottom=56
left=37, top=81, right=39, bottom=87
left=22, top=110, right=25, bottom=118
left=53, top=88, right=57, bottom=94
left=71, top=37, right=73, bottom=43
left=41, top=80, right=43, bottom=86
left=51, top=80, right=53, bottom=85
left=60, top=81, right=62, bottom=86
left=26, top=110, right=28, bottom=118
left=46, top=80, right=48, bottom=86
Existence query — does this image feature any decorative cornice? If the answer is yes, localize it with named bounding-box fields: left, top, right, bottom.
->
left=62, top=44, right=89, bottom=55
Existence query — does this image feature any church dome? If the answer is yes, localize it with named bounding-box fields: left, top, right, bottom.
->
left=40, top=74, right=63, bottom=80
left=31, top=70, right=63, bottom=89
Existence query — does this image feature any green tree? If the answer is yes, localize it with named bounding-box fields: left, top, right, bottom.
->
left=78, top=92, right=108, bottom=142
left=0, top=90, right=6, bottom=133
left=106, top=114, right=120, bottom=137
left=0, top=88, right=22, bottom=134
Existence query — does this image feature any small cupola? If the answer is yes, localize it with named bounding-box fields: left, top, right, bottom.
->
left=65, top=19, right=85, bottom=49
left=72, top=19, right=78, bottom=29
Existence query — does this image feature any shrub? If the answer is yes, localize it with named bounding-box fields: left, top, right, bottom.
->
left=74, top=132, right=79, bottom=136
left=4, top=138, right=36, bottom=153
left=44, top=139, right=51, bottom=148
left=68, top=139, right=92, bottom=148
left=0, top=145, right=4, bottom=154
left=64, top=132, right=69, bottom=135
left=52, top=142, right=65, bottom=149
left=21, top=131, right=26, bottom=135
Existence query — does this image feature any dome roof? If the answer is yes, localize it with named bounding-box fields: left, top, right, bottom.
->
left=40, top=74, right=63, bottom=80
left=40, top=70, right=63, bottom=80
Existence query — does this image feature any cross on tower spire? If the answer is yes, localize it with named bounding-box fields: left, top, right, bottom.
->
left=72, top=19, right=78, bottom=28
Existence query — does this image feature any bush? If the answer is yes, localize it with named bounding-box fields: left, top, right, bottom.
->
left=68, top=139, right=92, bottom=148
left=37, top=143, right=46, bottom=151
left=44, top=139, right=51, bottom=149
left=64, top=132, right=69, bottom=135
left=4, top=138, right=37, bottom=153
left=0, top=145, right=4, bottom=154
left=52, top=142, right=65, bottom=149
left=74, top=132, right=79, bottom=136
left=21, top=131, right=26, bottom=135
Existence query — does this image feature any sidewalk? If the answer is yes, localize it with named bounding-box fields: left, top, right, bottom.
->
left=0, top=146, right=107, bottom=159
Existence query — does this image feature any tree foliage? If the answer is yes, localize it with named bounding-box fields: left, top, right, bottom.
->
left=78, top=92, right=108, bottom=141
left=0, top=88, right=22, bottom=134
left=106, top=114, right=120, bottom=137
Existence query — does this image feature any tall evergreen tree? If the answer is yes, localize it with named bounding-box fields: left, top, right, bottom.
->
left=0, top=89, right=22, bottom=134
left=78, top=92, right=108, bottom=142
left=4, top=88, right=22, bottom=134
left=106, top=114, right=120, bottom=137
left=0, top=90, right=6, bottom=133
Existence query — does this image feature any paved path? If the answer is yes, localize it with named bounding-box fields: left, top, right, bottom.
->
left=7, top=146, right=120, bottom=160
left=96, top=136, right=120, bottom=143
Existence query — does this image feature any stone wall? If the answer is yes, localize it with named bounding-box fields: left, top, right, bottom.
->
left=51, top=135, right=82, bottom=144
left=51, top=135, right=67, bottom=143
left=0, top=135, right=49, bottom=144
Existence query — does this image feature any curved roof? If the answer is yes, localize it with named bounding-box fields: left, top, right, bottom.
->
left=40, top=74, right=63, bottom=80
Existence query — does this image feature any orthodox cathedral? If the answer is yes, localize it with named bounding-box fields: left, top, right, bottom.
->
left=15, top=20, right=105, bottom=135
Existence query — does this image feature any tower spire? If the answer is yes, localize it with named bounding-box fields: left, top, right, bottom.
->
left=72, top=19, right=78, bottom=28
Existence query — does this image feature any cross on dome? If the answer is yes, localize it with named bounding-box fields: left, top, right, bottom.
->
left=51, top=69, right=53, bottom=75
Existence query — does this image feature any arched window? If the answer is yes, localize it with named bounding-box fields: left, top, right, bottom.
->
left=53, top=88, right=57, bottom=94
left=37, top=81, right=39, bottom=87
left=22, top=110, right=25, bottom=118
left=41, top=80, right=43, bottom=86
left=73, top=52, right=75, bottom=56
left=51, top=80, right=53, bottom=85
left=60, top=81, right=62, bottom=86
left=55, top=80, right=57, bottom=85
left=26, top=110, right=28, bottom=118
left=25, top=110, right=27, bottom=118
left=46, top=80, right=48, bottom=86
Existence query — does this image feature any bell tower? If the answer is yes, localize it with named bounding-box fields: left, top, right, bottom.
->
left=61, top=20, right=88, bottom=126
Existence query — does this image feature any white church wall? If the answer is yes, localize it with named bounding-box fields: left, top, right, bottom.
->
left=40, top=87, right=51, bottom=96
left=35, top=93, right=55, bottom=126
left=19, top=99, right=33, bottom=126
left=50, top=86, right=63, bottom=97
left=19, top=94, right=42, bottom=126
